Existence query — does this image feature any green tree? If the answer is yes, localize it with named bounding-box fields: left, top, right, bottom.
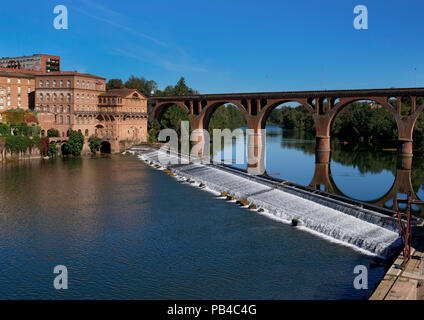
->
left=88, top=136, right=102, bottom=153
left=124, top=76, right=158, bottom=97
left=48, top=142, right=58, bottom=158
left=62, top=130, right=84, bottom=156
left=106, top=79, right=124, bottom=90
left=47, top=128, right=60, bottom=138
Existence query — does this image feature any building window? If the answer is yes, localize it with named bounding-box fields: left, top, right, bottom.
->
left=67, top=80, right=71, bottom=88
left=60, top=105, right=64, bottom=113
left=46, top=80, right=50, bottom=88
left=39, top=80, right=43, bottom=88
left=85, top=129, right=89, bottom=136
left=18, top=87, right=21, bottom=94
left=60, top=94, right=64, bottom=102
left=60, top=80, right=63, bottom=88
left=7, top=78, right=10, bottom=83
left=39, top=93, right=43, bottom=102
left=7, top=86, right=11, bottom=92
left=53, top=80, right=57, bottom=88
left=17, top=79, right=21, bottom=84
left=67, top=105, right=71, bottom=113
left=7, top=95, right=11, bottom=106
left=60, top=115, right=63, bottom=124
left=28, top=87, right=31, bottom=94
left=76, top=80, right=79, bottom=88
left=53, top=94, right=57, bottom=102
left=67, top=116, right=70, bottom=124
left=67, top=94, right=71, bottom=102
left=28, top=79, right=31, bottom=85
left=76, top=94, right=79, bottom=102
left=46, top=94, right=50, bottom=102
left=82, top=81, right=85, bottom=88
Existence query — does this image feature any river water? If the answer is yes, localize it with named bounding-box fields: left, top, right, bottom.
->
left=0, top=128, right=410, bottom=299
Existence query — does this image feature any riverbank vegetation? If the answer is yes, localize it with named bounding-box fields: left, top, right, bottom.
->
left=62, top=130, right=84, bottom=156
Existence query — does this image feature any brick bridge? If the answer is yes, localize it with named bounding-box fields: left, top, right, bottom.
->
left=151, top=88, right=424, bottom=172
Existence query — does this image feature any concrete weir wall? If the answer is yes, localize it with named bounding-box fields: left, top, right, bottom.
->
left=136, top=147, right=403, bottom=257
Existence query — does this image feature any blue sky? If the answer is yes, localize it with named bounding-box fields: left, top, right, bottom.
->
left=1, top=0, right=423, bottom=93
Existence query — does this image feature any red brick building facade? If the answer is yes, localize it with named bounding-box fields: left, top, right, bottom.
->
left=35, top=72, right=148, bottom=153
left=1, top=54, right=148, bottom=153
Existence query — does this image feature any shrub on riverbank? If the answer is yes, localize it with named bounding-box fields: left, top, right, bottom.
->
left=62, top=130, right=84, bottom=156
left=88, top=136, right=102, bottom=153
left=48, top=142, right=58, bottom=158
left=4, top=135, right=31, bottom=154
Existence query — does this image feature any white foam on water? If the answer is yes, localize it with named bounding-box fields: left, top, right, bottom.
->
left=135, top=148, right=401, bottom=257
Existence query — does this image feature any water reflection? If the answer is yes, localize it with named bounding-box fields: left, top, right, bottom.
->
left=214, top=126, right=424, bottom=217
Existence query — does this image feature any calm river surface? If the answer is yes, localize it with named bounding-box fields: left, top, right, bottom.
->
left=1, top=128, right=413, bottom=299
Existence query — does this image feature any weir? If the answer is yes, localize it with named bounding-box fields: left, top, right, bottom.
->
left=134, top=147, right=409, bottom=257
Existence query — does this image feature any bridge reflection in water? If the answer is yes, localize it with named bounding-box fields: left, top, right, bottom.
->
left=310, top=150, right=422, bottom=216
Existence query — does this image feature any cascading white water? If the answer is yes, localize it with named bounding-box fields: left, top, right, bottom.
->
left=135, top=147, right=400, bottom=256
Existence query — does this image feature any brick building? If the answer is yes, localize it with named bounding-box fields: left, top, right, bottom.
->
left=0, top=53, right=148, bottom=153
left=96, top=88, right=148, bottom=143
left=0, top=54, right=60, bottom=74
left=0, top=71, right=35, bottom=122
left=34, top=71, right=106, bottom=139
left=34, top=72, right=148, bottom=153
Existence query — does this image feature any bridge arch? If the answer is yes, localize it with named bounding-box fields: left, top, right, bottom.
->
left=200, top=101, right=248, bottom=131
left=153, top=101, right=190, bottom=123
left=257, top=99, right=315, bottom=130
left=321, top=97, right=397, bottom=139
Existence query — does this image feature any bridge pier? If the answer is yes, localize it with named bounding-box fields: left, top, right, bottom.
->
left=309, top=151, right=335, bottom=193
left=397, top=139, right=413, bottom=157
left=247, top=129, right=266, bottom=175
left=398, top=154, right=413, bottom=170
left=316, top=136, right=331, bottom=152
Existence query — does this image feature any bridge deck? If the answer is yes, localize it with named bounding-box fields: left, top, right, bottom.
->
left=151, top=87, right=424, bottom=101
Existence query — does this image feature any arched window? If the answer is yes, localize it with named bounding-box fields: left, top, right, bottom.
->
left=39, top=93, right=43, bottom=102
left=85, top=129, right=89, bottom=136
left=67, top=94, right=71, bottom=102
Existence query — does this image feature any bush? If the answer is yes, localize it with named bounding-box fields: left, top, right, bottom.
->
left=47, top=129, right=60, bottom=138
left=5, top=135, right=31, bottom=154
left=88, top=136, right=102, bottom=153
left=0, top=123, right=10, bottom=136
left=48, top=142, right=58, bottom=158
left=39, top=137, right=50, bottom=156
left=62, top=130, right=84, bottom=156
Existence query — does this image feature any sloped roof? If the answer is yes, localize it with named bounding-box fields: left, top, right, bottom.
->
left=100, top=88, right=146, bottom=98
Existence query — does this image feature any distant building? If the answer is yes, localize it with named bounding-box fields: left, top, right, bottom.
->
left=0, top=71, right=36, bottom=122
left=0, top=54, right=60, bottom=74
